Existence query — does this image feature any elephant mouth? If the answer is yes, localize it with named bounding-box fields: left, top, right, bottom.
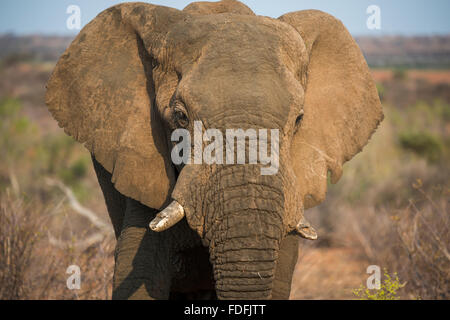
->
left=148, top=162, right=317, bottom=299
left=149, top=163, right=318, bottom=239
left=149, top=198, right=317, bottom=240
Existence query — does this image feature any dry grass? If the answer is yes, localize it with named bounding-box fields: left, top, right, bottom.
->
left=290, top=246, right=368, bottom=300
left=0, top=95, right=115, bottom=300
left=291, top=86, right=449, bottom=299
left=0, top=188, right=114, bottom=300
left=382, top=185, right=449, bottom=299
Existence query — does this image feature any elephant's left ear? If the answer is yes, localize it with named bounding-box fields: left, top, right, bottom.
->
left=279, top=10, right=383, bottom=209
left=46, top=4, right=185, bottom=210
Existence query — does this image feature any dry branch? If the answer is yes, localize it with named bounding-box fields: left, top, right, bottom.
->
left=45, top=178, right=113, bottom=249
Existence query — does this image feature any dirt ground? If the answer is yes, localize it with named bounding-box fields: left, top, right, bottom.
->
left=290, top=245, right=368, bottom=300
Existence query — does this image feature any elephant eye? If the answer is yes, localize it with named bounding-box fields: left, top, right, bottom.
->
left=294, top=112, right=304, bottom=133
left=173, top=105, right=189, bottom=128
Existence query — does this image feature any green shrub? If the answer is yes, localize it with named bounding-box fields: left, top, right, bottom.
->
left=0, top=97, right=22, bottom=117
left=353, top=269, right=406, bottom=300
left=39, top=134, right=77, bottom=175
left=0, top=97, right=90, bottom=199
left=59, top=161, right=87, bottom=184
left=0, top=98, right=38, bottom=165
left=431, top=99, right=450, bottom=122
left=399, top=131, right=443, bottom=163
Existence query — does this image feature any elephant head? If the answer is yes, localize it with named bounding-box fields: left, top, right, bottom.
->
left=46, top=0, right=382, bottom=299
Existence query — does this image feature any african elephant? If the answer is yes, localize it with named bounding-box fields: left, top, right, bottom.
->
left=45, top=0, right=383, bottom=300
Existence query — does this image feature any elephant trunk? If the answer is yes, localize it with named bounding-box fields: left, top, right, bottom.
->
left=172, top=164, right=286, bottom=299
left=211, top=229, right=279, bottom=299
left=205, top=170, right=285, bottom=300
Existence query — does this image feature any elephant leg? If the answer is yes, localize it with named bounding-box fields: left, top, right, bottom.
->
left=272, top=235, right=299, bottom=299
left=113, top=198, right=173, bottom=300
left=170, top=245, right=216, bottom=299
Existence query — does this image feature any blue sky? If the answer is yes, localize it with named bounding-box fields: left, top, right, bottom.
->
left=0, top=0, right=449, bottom=36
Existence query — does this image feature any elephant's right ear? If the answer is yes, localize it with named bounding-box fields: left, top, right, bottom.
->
left=279, top=10, right=383, bottom=209
left=46, top=4, right=185, bottom=209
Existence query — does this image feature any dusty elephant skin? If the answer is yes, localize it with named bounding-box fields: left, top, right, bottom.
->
left=45, top=0, right=383, bottom=300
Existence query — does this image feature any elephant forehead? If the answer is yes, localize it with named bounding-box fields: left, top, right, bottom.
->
left=166, top=15, right=304, bottom=129
left=165, top=14, right=305, bottom=75
left=180, top=68, right=293, bottom=130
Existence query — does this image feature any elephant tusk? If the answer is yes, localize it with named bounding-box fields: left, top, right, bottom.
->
left=149, top=201, right=185, bottom=232
left=295, top=216, right=318, bottom=240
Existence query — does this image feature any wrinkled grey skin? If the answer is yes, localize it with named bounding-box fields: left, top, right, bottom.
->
left=93, top=157, right=299, bottom=299
left=46, top=0, right=383, bottom=300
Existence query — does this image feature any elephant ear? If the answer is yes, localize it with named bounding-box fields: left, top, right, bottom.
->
left=46, top=3, right=185, bottom=209
left=279, top=10, right=383, bottom=209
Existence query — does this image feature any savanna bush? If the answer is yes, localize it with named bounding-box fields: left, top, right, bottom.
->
left=0, top=97, right=114, bottom=299
left=308, top=98, right=449, bottom=299
left=353, top=269, right=406, bottom=300
left=0, top=97, right=91, bottom=199
left=0, top=190, right=114, bottom=299
left=399, top=131, right=443, bottom=163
